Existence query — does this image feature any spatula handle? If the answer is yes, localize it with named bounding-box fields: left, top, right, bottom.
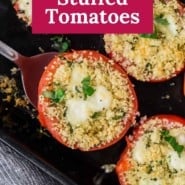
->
left=0, top=40, right=25, bottom=66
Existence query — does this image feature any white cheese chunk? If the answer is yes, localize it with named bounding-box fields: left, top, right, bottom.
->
left=177, top=134, right=185, bottom=146
left=87, top=85, right=112, bottom=112
left=132, top=136, right=147, bottom=164
left=66, top=99, right=89, bottom=126
left=166, top=15, right=178, bottom=36
left=70, top=66, right=87, bottom=88
left=66, top=85, right=112, bottom=126
left=167, top=151, right=185, bottom=172
left=170, top=129, right=185, bottom=146
left=156, top=14, right=178, bottom=37
left=139, top=178, right=161, bottom=185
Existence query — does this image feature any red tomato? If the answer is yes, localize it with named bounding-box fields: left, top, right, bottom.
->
left=37, top=50, right=138, bottom=151
left=105, top=0, right=185, bottom=83
left=116, top=114, right=185, bottom=185
left=108, top=51, right=185, bottom=83
left=13, top=0, right=31, bottom=26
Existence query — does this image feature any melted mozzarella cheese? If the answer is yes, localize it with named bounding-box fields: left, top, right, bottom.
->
left=139, top=178, right=161, bottom=185
left=70, top=65, right=87, bottom=88
left=167, top=151, right=185, bottom=172
left=166, top=15, right=178, bottom=36
left=66, top=99, right=89, bottom=126
left=170, top=129, right=185, bottom=146
left=87, top=85, right=112, bottom=112
left=132, top=136, right=147, bottom=164
left=66, top=85, right=112, bottom=126
left=177, top=134, right=185, bottom=146
left=156, top=15, right=177, bottom=38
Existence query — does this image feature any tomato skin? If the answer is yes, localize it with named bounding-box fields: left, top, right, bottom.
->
left=13, top=2, right=19, bottom=12
left=108, top=52, right=185, bottom=83
left=116, top=114, right=185, bottom=185
left=37, top=50, right=138, bottom=151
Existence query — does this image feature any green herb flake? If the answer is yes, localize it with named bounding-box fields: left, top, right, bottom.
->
left=140, top=32, right=158, bottom=39
left=146, top=165, right=153, bottom=174
left=161, top=129, right=184, bottom=157
left=91, top=112, right=101, bottom=119
left=81, top=76, right=91, bottom=86
left=155, top=15, right=169, bottom=25
left=144, top=63, right=153, bottom=74
left=50, top=36, right=71, bottom=52
left=81, top=76, right=95, bottom=99
left=43, top=88, right=65, bottom=103
left=75, top=86, right=81, bottom=93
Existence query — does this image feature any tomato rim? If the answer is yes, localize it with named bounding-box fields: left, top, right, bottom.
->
left=108, top=52, right=185, bottom=83
left=116, top=114, right=185, bottom=185
left=37, top=50, right=138, bottom=151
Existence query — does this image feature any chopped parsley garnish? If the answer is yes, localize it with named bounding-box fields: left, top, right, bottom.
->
left=155, top=14, right=169, bottom=25
left=161, top=129, right=184, bottom=157
left=91, top=112, right=101, bottom=119
left=140, top=14, right=169, bottom=39
left=43, top=88, right=65, bottom=103
left=144, top=63, right=153, bottom=74
left=50, top=36, right=71, bottom=52
left=140, top=28, right=158, bottom=39
left=81, top=76, right=95, bottom=99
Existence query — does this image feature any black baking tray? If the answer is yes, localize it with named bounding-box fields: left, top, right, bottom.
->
left=0, top=1, right=185, bottom=185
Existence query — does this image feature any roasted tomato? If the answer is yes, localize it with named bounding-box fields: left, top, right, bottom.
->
left=37, top=50, right=138, bottom=151
left=104, top=0, right=185, bottom=82
left=13, top=0, right=32, bottom=26
left=116, top=114, right=185, bottom=185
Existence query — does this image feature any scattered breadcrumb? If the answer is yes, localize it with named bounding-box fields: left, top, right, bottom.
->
left=10, top=67, right=20, bottom=75
left=161, top=94, right=170, bottom=100
left=0, top=75, right=33, bottom=112
left=38, top=47, right=45, bottom=53
left=101, top=164, right=116, bottom=173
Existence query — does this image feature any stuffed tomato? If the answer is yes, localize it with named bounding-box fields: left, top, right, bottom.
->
left=13, top=0, right=32, bottom=26
left=37, top=50, right=138, bottom=151
left=104, top=0, right=185, bottom=82
left=116, top=115, right=185, bottom=185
